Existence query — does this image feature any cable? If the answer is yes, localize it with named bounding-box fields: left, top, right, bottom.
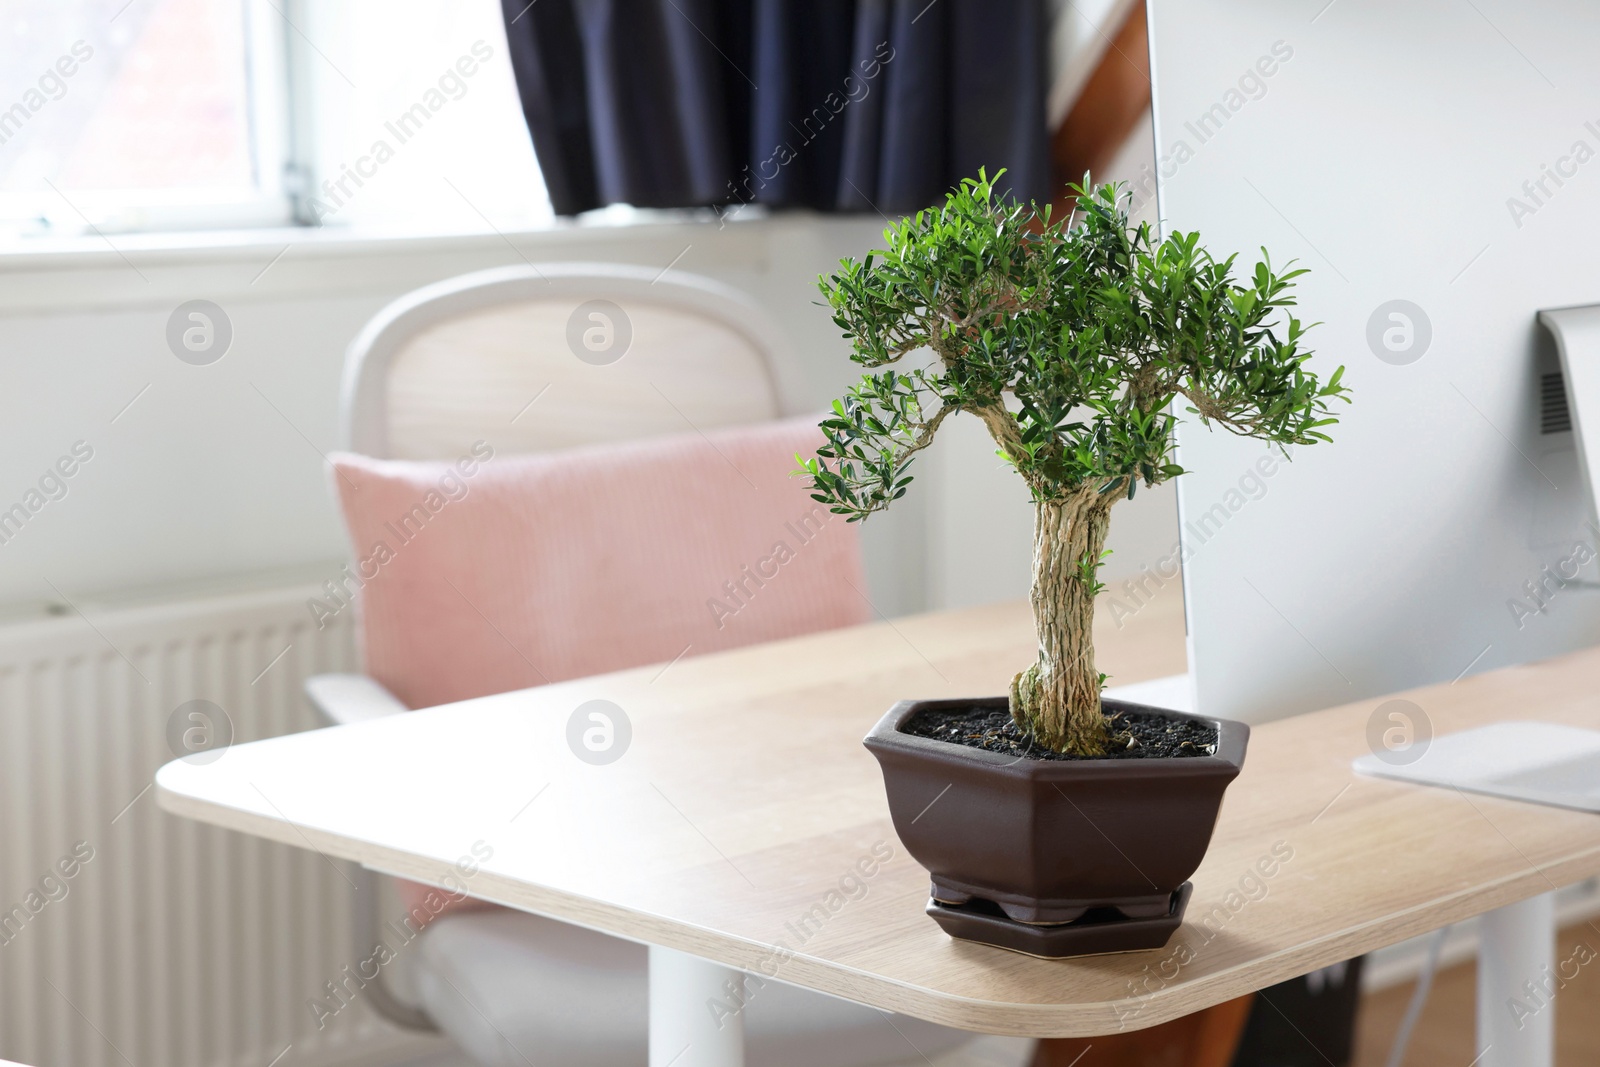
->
left=1385, top=924, right=1451, bottom=1067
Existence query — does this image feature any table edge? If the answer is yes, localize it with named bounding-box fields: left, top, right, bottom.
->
left=155, top=774, right=1600, bottom=1038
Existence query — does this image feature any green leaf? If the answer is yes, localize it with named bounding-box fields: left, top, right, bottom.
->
left=798, top=171, right=1350, bottom=520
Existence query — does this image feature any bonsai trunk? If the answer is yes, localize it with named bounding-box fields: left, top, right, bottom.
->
left=1010, top=487, right=1115, bottom=754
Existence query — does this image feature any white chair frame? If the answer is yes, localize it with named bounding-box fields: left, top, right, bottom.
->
left=339, top=261, right=787, bottom=458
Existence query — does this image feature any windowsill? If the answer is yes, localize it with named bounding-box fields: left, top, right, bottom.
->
left=0, top=204, right=779, bottom=273
left=0, top=202, right=896, bottom=311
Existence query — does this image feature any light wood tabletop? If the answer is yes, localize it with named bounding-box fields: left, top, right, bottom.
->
left=155, top=582, right=1600, bottom=1037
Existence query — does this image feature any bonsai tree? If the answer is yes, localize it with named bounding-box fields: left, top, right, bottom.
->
left=801, top=173, right=1350, bottom=756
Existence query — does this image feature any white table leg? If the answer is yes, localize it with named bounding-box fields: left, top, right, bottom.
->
left=649, top=946, right=745, bottom=1067
left=1477, top=892, right=1555, bottom=1067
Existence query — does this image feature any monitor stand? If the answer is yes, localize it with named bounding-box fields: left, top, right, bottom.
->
left=1353, top=721, right=1600, bottom=812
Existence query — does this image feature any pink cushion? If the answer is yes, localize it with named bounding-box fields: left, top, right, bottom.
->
left=329, top=416, right=868, bottom=711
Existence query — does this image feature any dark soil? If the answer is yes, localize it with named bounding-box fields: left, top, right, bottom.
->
left=903, top=704, right=1218, bottom=761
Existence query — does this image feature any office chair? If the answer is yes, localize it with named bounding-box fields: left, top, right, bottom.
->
left=305, top=263, right=1015, bottom=1067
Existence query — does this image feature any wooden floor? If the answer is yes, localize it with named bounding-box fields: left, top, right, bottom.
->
left=1352, top=920, right=1600, bottom=1065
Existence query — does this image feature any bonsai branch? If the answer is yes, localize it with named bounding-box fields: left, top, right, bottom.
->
left=805, top=172, right=1349, bottom=755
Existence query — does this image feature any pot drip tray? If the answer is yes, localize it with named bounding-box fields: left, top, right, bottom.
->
left=927, top=882, right=1192, bottom=958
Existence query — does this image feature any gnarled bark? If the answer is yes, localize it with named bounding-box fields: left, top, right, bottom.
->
left=1009, top=487, right=1115, bottom=754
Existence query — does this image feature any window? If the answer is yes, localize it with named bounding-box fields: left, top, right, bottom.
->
left=1, top=0, right=290, bottom=235
left=0, top=0, right=550, bottom=240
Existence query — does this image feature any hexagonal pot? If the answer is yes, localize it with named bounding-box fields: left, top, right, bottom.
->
left=864, top=695, right=1248, bottom=954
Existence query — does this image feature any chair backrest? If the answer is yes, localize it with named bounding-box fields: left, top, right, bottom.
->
left=333, top=263, right=867, bottom=709
left=341, top=263, right=783, bottom=460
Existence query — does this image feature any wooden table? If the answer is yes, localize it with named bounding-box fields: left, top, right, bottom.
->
left=157, top=588, right=1599, bottom=1067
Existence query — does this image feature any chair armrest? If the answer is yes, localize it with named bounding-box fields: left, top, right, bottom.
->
left=305, top=673, right=409, bottom=727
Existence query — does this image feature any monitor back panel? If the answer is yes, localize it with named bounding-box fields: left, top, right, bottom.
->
left=1148, top=0, right=1600, bottom=722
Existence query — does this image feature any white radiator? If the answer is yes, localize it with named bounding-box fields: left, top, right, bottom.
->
left=0, top=582, right=447, bottom=1067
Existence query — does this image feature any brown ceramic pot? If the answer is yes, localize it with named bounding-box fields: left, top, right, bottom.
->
left=864, top=695, right=1248, bottom=950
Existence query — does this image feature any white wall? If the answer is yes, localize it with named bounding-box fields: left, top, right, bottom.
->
left=0, top=218, right=907, bottom=611
left=0, top=216, right=1176, bottom=626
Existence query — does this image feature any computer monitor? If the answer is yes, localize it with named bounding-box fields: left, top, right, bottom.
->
left=1147, top=0, right=1600, bottom=724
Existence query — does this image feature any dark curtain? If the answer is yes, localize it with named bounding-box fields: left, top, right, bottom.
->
left=499, top=0, right=1049, bottom=216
